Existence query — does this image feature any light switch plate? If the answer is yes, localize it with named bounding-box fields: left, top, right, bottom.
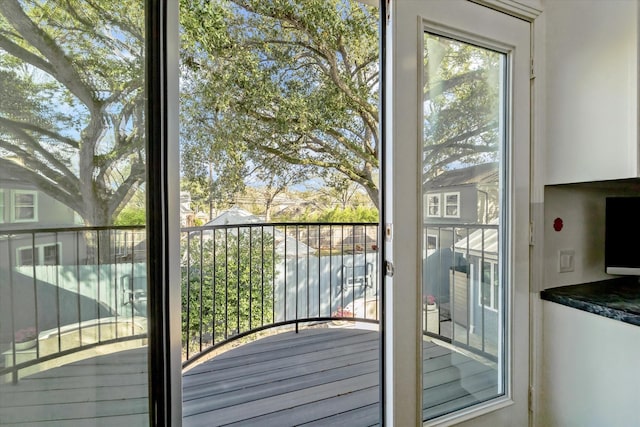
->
left=558, top=249, right=575, bottom=273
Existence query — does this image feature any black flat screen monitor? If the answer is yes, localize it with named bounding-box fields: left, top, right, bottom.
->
left=605, top=197, right=640, bottom=275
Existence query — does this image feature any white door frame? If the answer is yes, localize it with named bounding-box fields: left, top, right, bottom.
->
left=382, top=1, right=541, bottom=425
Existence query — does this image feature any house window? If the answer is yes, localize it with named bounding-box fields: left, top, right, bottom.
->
left=18, top=247, right=37, bottom=266
left=16, top=243, right=61, bottom=266
left=426, top=193, right=441, bottom=217
left=0, top=189, right=4, bottom=223
left=443, top=192, right=460, bottom=218
left=426, top=235, right=438, bottom=251
left=43, top=244, right=60, bottom=265
left=479, top=261, right=499, bottom=311
left=12, top=190, right=38, bottom=222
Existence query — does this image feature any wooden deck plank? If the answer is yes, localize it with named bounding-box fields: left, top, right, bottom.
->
left=297, top=402, right=380, bottom=427
left=183, top=347, right=379, bottom=401
left=183, top=358, right=378, bottom=413
left=0, top=413, right=149, bottom=427
left=205, top=327, right=373, bottom=360
left=424, top=384, right=499, bottom=420
left=0, top=347, right=148, bottom=426
left=185, top=373, right=379, bottom=426
left=1, top=372, right=148, bottom=392
left=185, top=328, right=375, bottom=375
left=185, top=337, right=377, bottom=382
left=223, top=388, right=380, bottom=427
left=0, top=383, right=147, bottom=407
left=424, top=359, right=494, bottom=388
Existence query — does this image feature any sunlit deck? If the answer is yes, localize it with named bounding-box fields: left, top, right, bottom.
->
left=0, top=346, right=149, bottom=426
left=0, top=326, right=497, bottom=426
left=182, top=326, right=498, bottom=426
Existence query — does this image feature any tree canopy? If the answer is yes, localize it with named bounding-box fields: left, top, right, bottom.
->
left=0, top=0, right=145, bottom=226
left=180, top=1, right=503, bottom=209
left=179, top=0, right=380, bottom=207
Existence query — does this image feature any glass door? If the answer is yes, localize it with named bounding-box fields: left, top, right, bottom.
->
left=383, top=1, right=531, bottom=425
left=0, top=1, right=162, bottom=424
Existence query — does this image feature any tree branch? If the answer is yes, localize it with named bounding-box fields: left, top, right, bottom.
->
left=0, top=0, right=99, bottom=110
left=0, top=116, right=79, bottom=149
left=0, top=135, right=78, bottom=193
left=0, top=33, right=54, bottom=75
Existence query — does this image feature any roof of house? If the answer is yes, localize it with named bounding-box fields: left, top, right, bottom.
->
left=205, top=206, right=262, bottom=226
left=203, top=206, right=315, bottom=257
left=454, top=220, right=499, bottom=259
left=424, top=162, right=498, bottom=190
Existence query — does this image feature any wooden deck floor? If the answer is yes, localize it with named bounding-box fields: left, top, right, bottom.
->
left=0, top=346, right=149, bottom=426
left=182, top=326, right=498, bottom=426
left=0, top=326, right=497, bottom=426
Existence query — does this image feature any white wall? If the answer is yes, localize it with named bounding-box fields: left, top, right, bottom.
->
left=540, top=301, right=640, bottom=427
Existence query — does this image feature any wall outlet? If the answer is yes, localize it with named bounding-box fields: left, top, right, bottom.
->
left=558, top=249, right=575, bottom=273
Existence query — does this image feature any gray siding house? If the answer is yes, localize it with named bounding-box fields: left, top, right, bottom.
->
left=0, top=170, right=82, bottom=267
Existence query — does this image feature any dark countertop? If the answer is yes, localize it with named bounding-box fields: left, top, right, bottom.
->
left=540, top=277, right=640, bottom=326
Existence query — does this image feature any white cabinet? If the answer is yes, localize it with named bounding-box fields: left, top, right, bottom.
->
left=544, top=0, right=639, bottom=185
left=540, top=301, right=640, bottom=426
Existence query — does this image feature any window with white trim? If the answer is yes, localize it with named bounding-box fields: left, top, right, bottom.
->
left=443, top=192, right=460, bottom=218
left=17, top=243, right=61, bottom=266
left=426, top=234, right=438, bottom=251
left=0, top=189, right=4, bottom=223
left=12, top=190, right=38, bottom=222
left=426, top=193, right=441, bottom=217
left=479, top=260, right=499, bottom=311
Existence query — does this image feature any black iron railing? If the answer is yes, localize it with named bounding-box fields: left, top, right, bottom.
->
left=0, top=221, right=499, bottom=381
left=0, top=226, right=147, bottom=383
left=181, top=222, right=380, bottom=367
left=422, top=223, right=500, bottom=361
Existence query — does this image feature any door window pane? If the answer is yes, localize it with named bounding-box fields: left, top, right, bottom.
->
left=421, top=31, right=506, bottom=420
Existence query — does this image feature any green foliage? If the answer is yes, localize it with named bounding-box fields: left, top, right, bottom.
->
left=114, top=207, right=145, bottom=226
left=181, top=227, right=278, bottom=353
left=181, top=177, right=213, bottom=213
left=279, top=206, right=378, bottom=223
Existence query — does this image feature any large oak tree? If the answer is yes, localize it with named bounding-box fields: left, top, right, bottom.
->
left=0, top=0, right=145, bottom=227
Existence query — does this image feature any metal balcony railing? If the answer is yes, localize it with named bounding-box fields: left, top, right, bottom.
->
left=0, top=226, right=147, bottom=383
left=180, top=222, right=380, bottom=367
left=422, top=223, right=500, bottom=361
left=0, top=221, right=500, bottom=382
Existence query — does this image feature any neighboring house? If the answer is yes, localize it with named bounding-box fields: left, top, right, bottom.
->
left=180, top=191, right=195, bottom=227
left=423, top=162, right=498, bottom=226
left=423, top=163, right=500, bottom=344
left=0, top=171, right=82, bottom=267
left=202, top=206, right=315, bottom=258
